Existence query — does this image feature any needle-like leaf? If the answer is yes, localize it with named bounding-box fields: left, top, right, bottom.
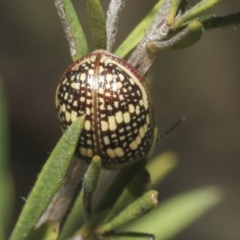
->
left=55, top=0, right=89, bottom=61
left=10, top=117, right=85, bottom=240
left=87, top=0, right=107, bottom=49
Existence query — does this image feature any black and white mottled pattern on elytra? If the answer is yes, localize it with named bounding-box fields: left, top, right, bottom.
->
left=56, top=50, right=154, bottom=168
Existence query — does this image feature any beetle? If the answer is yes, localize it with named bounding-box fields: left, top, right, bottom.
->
left=56, top=50, right=154, bottom=168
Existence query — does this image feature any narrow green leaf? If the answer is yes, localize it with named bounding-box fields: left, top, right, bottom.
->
left=94, top=159, right=147, bottom=217
left=87, top=0, right=107, bottom=49
left=55, top=0, right=89, bottom=61
left=170, top=20, right=203, bottom=49
left=26, top=221, right=59, bottom=240
left=147, top=20, right=203, bottom=53
left=103, top=169, right=151, bottom=223
left=10, top=117, right=85, bottom=240
left=96, top=190, right=158, bottom=235
left=59, top=169, right=110, bottom=240
left=125, top=186, right=223, bottom=240
left=83, top=156, right=102, bottom=197
left=167, top=0, right=182, bottom=26
left=0, top=78, right=14, bottom=240
left=147, top=151, right=178, bottom=185
left=172, top=0, right=222, bottom=30
left=82, top=155, right=102, bottom=222
left=73, top=160, right=148, bottom=237
left=114, top=0, right=164, bottom=58
left=104, top=232, right=154, bottom=240
left=200, top=12, right=240, bottom=30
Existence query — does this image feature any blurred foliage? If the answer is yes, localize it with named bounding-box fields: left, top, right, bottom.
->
left=0, top=78, right=14, bottom=240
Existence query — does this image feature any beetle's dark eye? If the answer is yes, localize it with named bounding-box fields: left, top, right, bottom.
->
left=56, top=50, right=154, bottom=168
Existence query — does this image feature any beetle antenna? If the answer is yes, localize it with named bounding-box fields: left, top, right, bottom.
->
left=155, top=116, right=185, bottom=142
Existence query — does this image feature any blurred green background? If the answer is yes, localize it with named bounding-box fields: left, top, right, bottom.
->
left=1, top=0, right=240, bottom=239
